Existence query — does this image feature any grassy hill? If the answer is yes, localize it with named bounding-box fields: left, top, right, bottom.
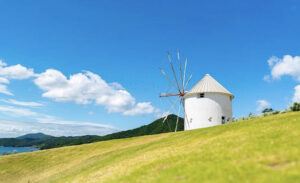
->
left=0, top=114, right=183, bottom=149
left=0, top=112, right=299, bottom=183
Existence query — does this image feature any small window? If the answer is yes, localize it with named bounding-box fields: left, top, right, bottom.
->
left=222, top=116, right=225, bottom=124
left=199, top=93, right=205, bottom=98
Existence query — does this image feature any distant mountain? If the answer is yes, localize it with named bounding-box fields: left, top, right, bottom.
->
left=0, top=114, right=183, bottom=150
left=17, top=133, right=53, bottom=139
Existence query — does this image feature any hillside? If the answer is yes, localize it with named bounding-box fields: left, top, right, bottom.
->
left=0, top=114, right=183, bottom=149
left=16, top=133, right=53, bottom=139
left=0, top=112, right=299, bottom=183
left=40, top=114, right=184, bottom=149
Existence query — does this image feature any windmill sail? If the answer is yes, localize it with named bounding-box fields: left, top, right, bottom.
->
left=159, top=51, right=191, bottom=132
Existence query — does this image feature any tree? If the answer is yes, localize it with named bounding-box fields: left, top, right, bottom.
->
left=248, top=112, right=254, bottom=118
left=290, top=102, right=300, bottom=111
left=262, top=108, right=273, bottom=113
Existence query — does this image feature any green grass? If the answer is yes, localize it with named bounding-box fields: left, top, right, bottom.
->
left=0, top=112, right=299, bottom=183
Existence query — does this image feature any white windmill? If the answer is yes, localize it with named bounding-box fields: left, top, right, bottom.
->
left=160, top=51, right=234, bottom=131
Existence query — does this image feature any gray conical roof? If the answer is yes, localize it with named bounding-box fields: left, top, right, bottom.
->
left=184, top=74, right=234, bottom=98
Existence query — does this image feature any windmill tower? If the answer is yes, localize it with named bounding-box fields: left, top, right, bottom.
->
left=184, top=74, right=234, bottom=130
left=160, top=51, right=234, bottom=131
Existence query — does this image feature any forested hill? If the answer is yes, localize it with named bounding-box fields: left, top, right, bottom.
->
left=0, top=114, right=183, bottom=149
left=17, top=133, right=53, bottom=139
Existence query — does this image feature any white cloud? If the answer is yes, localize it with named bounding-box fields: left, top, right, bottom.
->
left=0, top=64, right=35, bottom=80
left=88, top=111, right=94, bottom=115
left=0, top=105, right=38, bottom=117
left=267, top=56, right=280, bottom=67
left=0, top=118, right=119, bottom=138
left=292, top=85, right=300, bottom=102
left=267, top=55, right=300, bottom=81
left=266, top=55, right=300, bottom=105
left=0, top=77, right=9, bottom=84
left=123, top=102, right=155, bottom=115
left=154, top=111, right=169, bottom=119
left=256, top=100, right=271, bottom=112
left=0, top=99, right=43, bottom=107
left=0, top=60, right=35, bottom=96
left=0, top=84, right=13, bottom=96
left=34, top=69, right=156, bottom=115
left=0, top=60, right=157, bottom=116
left=0, top=106, right=119, bottom=137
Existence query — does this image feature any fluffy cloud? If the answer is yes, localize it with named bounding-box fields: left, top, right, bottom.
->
left=0, top=63, right=35, bottom=80
left=0, top=118, right=118, bottom=138
left=256, top=100, right=270, bottom=112
left=0, top=60, right=157, bottom=116
left=123, top=102, right=155, bottom=115
left=34, top=69, right=155, bottom=115
left=266, top=55, right=300, bottom=81
left=0, top=60, right=35, bottom=95
left=0, top=99, right=43, bottom=107
left=265, top=55, right=300, bottom=104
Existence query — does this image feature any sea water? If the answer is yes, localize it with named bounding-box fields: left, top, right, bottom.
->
left=0, top=146, right=39, bottom=156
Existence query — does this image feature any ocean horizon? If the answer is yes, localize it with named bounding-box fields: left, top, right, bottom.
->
left=0, top=146, right=39, bottom=156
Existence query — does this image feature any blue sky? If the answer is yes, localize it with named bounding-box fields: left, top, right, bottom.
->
left=0, top=0, right=300, bottom=137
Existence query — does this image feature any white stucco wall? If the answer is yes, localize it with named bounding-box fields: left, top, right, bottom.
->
left=184, top=93, right=232, bottom=130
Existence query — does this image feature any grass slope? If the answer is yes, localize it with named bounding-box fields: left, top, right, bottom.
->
left=0, top=114, right=183, bottom=149
left=40, top=114, right=184, bottom=149
left=0, top=112, right=299, bottom=183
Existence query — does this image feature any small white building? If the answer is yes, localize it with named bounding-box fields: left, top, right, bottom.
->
left=184, top=74, right=234, bottom=130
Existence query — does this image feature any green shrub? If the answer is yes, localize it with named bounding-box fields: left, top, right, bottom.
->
left=262, top=108, right=273, bottom=113
left=290, top=102, right=300, bottom=111
left=2, top=151, right=12, bottom=155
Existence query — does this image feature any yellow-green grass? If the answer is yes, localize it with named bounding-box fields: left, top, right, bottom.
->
left=0, top=112, right=300, bottom=183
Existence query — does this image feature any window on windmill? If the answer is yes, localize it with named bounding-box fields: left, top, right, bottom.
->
left=199, top=93, right=205, bottom=98
left=227, top=117, right=230, bottom=122
left=208, top=117, right=212, bottom=122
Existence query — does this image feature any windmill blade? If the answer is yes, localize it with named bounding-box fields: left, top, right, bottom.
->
left=184, top=74, right=192, bottom=90
left=162, top=97, right=180, bottom=124
left=167, top=52, right=181, bottom=92
left=183, top=58, right=188, bottom=92
left=159, top=67, right=181, bottom=92
left=177, top=50, right=184, bottom=92
left=175, top=99, right=182, bottom=132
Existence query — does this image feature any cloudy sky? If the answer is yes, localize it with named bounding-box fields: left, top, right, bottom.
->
left=0, top=0, right=300, bottom=137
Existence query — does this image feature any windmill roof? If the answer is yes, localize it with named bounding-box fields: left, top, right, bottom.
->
left=184, top=74, right=234, bottom=98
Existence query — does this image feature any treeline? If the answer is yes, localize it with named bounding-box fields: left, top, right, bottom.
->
left=236, top=102, right=300, bottom=121
left=0, top=115, right=183, bottom=150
